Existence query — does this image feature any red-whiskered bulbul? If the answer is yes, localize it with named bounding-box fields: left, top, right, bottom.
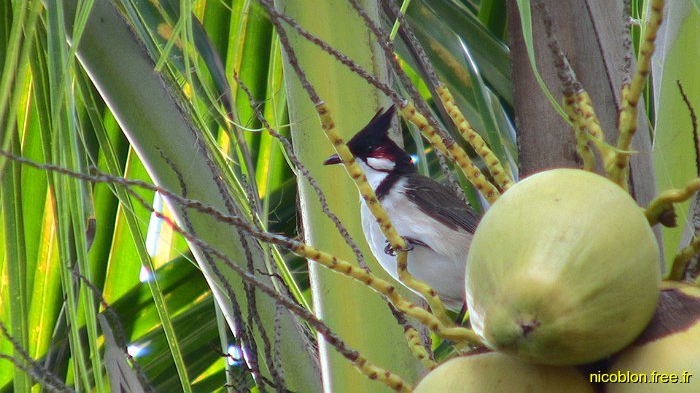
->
left=323, top=106, right=479, bottom=311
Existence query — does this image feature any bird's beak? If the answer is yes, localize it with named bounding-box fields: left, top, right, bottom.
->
left=323, top=153, right=342, bottom=165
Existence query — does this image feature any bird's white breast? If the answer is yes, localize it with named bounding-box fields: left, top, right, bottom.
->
left=359, top=173, right=471, bottom=310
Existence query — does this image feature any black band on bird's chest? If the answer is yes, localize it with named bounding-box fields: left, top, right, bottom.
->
left=375, top=172, right=405, bottom=199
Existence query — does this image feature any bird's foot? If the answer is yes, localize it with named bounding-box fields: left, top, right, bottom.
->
left=383, top=237, right=422, bottom=256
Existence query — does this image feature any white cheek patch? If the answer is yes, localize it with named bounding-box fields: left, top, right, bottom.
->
left=366, top=157, right=395, bottom=171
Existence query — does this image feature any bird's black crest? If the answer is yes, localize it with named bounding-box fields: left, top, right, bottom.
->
left=345, top=106, right=415, bottom=172
left=346, top=106, right=396, bottom=154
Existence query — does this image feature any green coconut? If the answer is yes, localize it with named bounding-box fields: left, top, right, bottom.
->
left=606, top=282, right=700, bottom=392
left=466, top=169, right=660, bottom=365
left=414, top=351, right=594, bottom=392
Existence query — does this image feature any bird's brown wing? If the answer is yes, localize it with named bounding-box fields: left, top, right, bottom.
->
left=403, top=173, right=480, bottom=233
